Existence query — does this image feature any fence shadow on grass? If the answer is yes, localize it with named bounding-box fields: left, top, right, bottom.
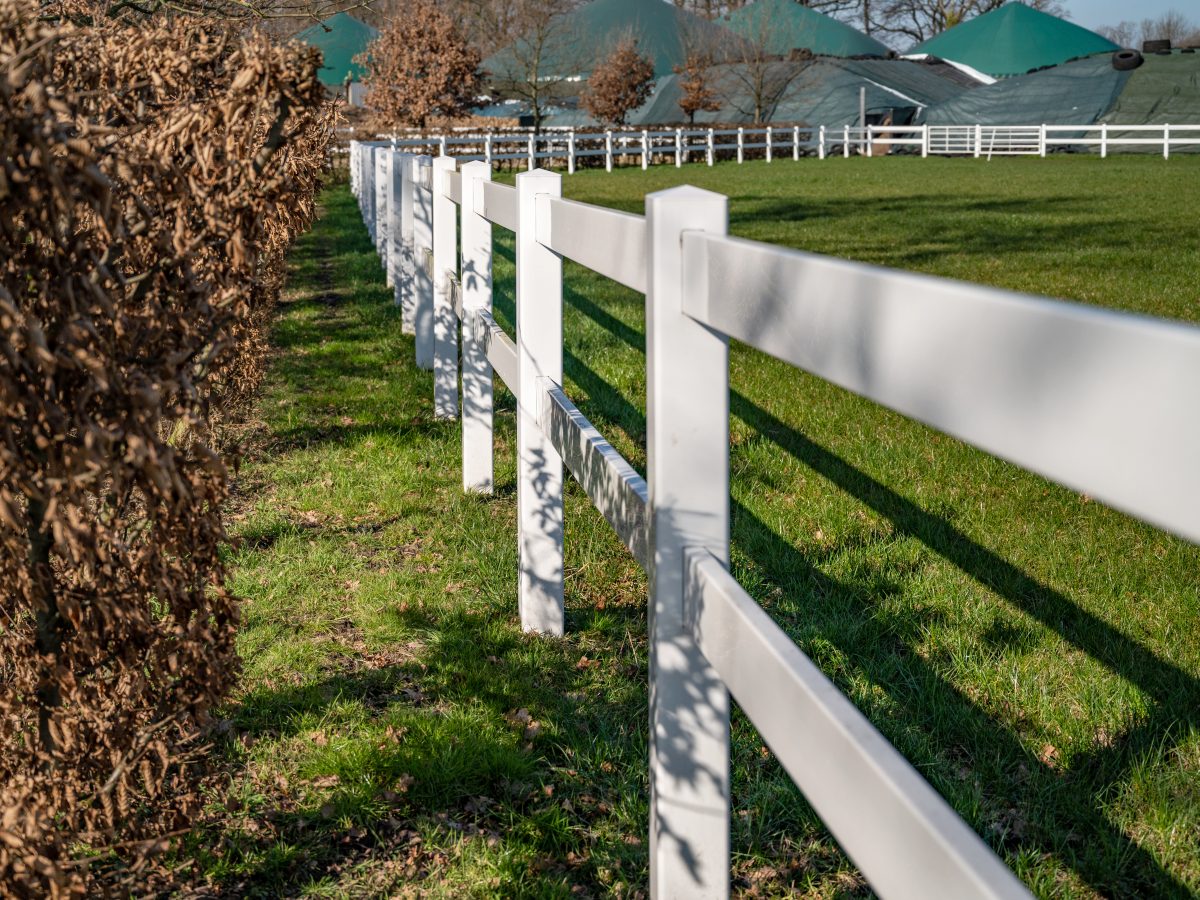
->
left=552, top=257, right=1199, bottom=896
left=207, top=598, right=653, bottom=895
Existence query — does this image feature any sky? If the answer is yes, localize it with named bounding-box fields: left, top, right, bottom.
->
left=1063, top=0, right=1187, bottom=31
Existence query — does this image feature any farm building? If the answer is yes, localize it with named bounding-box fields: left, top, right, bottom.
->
left=295, top=12, right=377, bottom=105
left=906, top=2, right=1119, bottom=79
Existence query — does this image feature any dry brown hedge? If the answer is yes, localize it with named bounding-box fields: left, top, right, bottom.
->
left=0, top=3, right=335, bottom=894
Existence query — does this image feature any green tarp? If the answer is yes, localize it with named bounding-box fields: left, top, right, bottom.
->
left=483, top=0, right=732, bottom=80
left=919, top=49, right=1200, bottom=153
left=724, top=0, right=889, bottom=59
left=921, top=55, right=1129, bottom=126
left=296, top=12, right=377, bottom=87
left=544, top=57, right=971, bottom=127
left=909, top=2, right=1118, bottom=79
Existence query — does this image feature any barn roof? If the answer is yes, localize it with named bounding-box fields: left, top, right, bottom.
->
left=296, top=12, right=378, bottom=87
left=724, top=0, right=889, bottom=59
left=909, top=3, right=1118, bottom=78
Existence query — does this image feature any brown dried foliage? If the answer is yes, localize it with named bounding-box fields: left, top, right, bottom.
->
left=0, top=3, right=334, bottom=894
left=580, top=36, right=656, bottom=127
left=356, top=0, right=483, bottom=131
left=674, top=52, right=721, bottom=124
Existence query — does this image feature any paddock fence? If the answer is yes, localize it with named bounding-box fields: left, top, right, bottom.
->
left=348, top=140, right=1200, bottom=899
left=348, top=122, right=1200, bottom=171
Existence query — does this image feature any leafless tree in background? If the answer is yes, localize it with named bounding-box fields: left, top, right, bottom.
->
left=870, top=0, right=1063, bottom=45
left=710, top=12, right=807, bottom=123
left=485, top=0, right=585, bottom=133
left=1097, top=11, right=1199, bottom=49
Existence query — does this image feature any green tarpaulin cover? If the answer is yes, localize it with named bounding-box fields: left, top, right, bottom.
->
left=296, top=12, right=377, bottom=87
left=909, top=2, right=1118, bottom=79
left=724, top=0, right=889, bottom=59
left=921, top=55, right=1129, bottom=126
left=545, top=57, right=970, bottom=127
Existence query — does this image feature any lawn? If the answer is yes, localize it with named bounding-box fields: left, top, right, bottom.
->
left=187, top=155, right=1200, bottom=898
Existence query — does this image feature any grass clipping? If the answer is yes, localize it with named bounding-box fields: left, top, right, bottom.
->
left=0, top=4, right=335, bottom=894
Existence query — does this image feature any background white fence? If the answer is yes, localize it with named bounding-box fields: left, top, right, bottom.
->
left=349, top=140, right=1200, bottom=898
left=352, top=122, right=1200, bottom=171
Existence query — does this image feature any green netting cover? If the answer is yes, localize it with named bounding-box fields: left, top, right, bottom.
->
left=1099, top=50, right=1200, bottom=152
left=545, top=57, right=969, bottom=127
left=909, top=2, right=1118, bottom=79
left=296, top=12, right=377, bottom=87
left=920, top=55, right=1128, bottom=126
left=724, top=0, right=889, bottom=59
left=484, top=0, right=732, bottom=80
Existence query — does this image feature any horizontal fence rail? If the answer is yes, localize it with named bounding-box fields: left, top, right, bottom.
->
left=351, top=122, right=1200, bottom=173
left=348, top=138, right=1200, bottom=898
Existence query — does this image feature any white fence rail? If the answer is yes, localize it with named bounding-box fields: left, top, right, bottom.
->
left=349, top=140, right=1200, bottom=898
left=355, top=123, right=1200, bottom=171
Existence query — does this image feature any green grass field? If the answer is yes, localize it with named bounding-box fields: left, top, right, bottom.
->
left=187, top=156, right=1200, bottom=898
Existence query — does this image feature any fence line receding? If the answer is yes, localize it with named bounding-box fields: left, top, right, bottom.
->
left=348, top=139, right=1200, bottom=899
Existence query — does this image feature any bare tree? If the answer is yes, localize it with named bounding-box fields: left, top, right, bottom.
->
left=1096, top=20, right=1138, bottom=48
left=485, top=0, right=584, bottom=133
left=356, top=0, right=482, bottom=129
left=1098, top=11, right=1198, bottom=49
left=1140, top=10, right=1196, bottom=44
left=581, top=35, right=656, bottom=126
left=871, top=0, right=1064, bottom=45
left=675, top=51, right=721, bottom=123
left=713, top=12, right=807, bottom=123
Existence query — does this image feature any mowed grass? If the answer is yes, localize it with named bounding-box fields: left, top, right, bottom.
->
left=189, top=156, right=1200, bottom=898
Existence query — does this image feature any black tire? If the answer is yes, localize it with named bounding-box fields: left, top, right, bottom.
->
left=1112, top=49, right=1144, bottom=71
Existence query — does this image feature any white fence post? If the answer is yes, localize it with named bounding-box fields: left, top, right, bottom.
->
left=1101, top=122, right=1108, bottom=159
left=922, top=124, right=930, bottom=158
left=645, top=184, right=731, bottom=897
left=396, top=153, right=416, bottom=328
left=432, top=156, right=459, bottom=419
left=676, top=127, right=683, bottom=168
left=737, top=126, right=744, bottom=164
left=642, top=129, right=650, bottom=170
left=485, top=133, right=494, bottom=167
left=381, top=151, right=394, bottom=287
left=606, top=129, right=614, bottom=172
left=843, top=125, right=850, bottom=158
left=568, top=130, right=576, bottom=174
left=819, top=125, right=826, bottom=159
left=793, top=125, right=800, bottom=161
left=387, top=150, right=406, bottom=304
left=461, top=160, right=493, bottom=493
left=527, top=133, right=536, bottom=171
left=866, top=125, right=874, bottom=158
left=1164, top=123, right=1170, bottom=160
left=765, top=126, right=773, bottom=163
left=439, top=134, right=448, bottom=157
left=975, top=124, right=983, bottom=158
left=516, top=169, right=565, bottom=636
left=412, top=155, right=434, bottom=370
left=1038, top=124, right=1046, bottom=158
left=706, top=128, right=715, bottom=166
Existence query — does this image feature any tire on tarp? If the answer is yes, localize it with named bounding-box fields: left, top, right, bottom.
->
left=1112, top=49, right=1144, bottom=71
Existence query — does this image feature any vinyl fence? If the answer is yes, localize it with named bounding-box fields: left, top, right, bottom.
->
left=360, top=122, right=1200, bottom=171
left=348, top=140, right=1200, bottom=899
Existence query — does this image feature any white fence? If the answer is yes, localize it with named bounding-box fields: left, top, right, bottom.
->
left=358, top=123, right=1200, bottom=171
left=348, top=140, right=1200, bottom=898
